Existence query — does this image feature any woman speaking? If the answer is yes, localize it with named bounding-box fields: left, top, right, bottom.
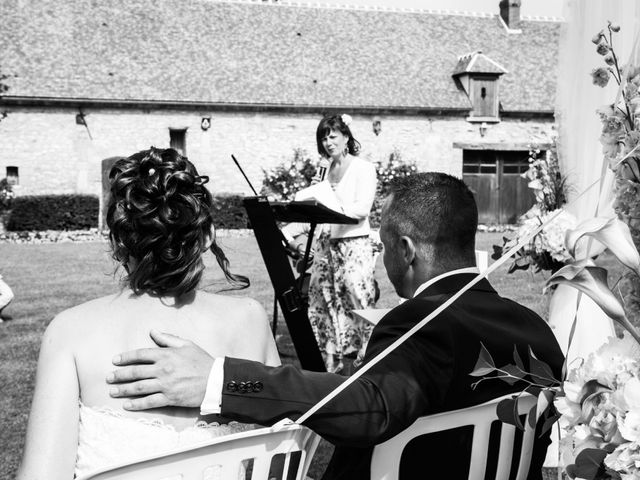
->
left=285, top=114, right=378, bottom=373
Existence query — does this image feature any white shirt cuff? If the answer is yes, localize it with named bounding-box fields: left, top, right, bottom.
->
left=200, top=357, right=225, bottom=415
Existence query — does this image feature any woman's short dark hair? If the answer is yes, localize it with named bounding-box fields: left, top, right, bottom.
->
left=106, top=147, right=248, bottom=297
left=316, top=114, right=361, bottom=157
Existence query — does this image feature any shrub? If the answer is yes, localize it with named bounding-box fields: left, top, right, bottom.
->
left=370, top=148, right=418, bottom=227
left=210, top=194, right=250, bottom=229
left=6, top=194, right=99, bottom=231
left=0, top=178, right=14, bottom=211
left=259, top=147, right=417, bottom=228
left=261, top=148, right=317, bottom=201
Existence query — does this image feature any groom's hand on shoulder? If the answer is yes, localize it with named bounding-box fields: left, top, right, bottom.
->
left=107, top=329, right=214, bottom=410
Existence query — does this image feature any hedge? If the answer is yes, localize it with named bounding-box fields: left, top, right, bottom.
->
left=210, top=194, right=250, bottom=229
left=3, top=194, right=254, bottom=232
left=6, top=195, right=99, bottom=231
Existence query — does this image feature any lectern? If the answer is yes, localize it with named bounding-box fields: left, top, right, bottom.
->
left=243, top=197, right=357, bottom=372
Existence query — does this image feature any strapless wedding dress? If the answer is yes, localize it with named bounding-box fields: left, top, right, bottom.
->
left=74, top=403, right=256, bottom=478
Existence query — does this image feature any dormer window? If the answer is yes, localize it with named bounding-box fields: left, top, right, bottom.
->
left=452, top=51, right=508, bottom=123
left=471, top=76, right=499, bottom=118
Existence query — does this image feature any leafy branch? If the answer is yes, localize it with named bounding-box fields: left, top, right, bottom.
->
left=470, top=343, right=561, bottom=435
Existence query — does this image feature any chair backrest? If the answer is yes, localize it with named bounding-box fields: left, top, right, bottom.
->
left=370, top=394, right=537, bottom=480
left=77, top=423, right=321, bottom=480
left=475, top=249, right=489, bottom=273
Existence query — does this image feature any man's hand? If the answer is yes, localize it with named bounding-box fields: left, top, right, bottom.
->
left=107, top=329, right=214, bottom=411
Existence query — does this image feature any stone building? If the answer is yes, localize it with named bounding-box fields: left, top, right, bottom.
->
left=0, top=0, right=560, bottom=223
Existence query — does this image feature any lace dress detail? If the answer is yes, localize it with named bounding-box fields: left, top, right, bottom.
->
left=74, top=403, right=256, bottom=478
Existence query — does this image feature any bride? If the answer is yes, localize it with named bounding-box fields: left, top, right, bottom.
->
left=17, top=148, right=280, bottom=479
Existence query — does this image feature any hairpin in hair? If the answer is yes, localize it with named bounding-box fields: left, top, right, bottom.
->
left=341, top=114, right=352, bottom=126
left=195, top=175, right=209, bottom=186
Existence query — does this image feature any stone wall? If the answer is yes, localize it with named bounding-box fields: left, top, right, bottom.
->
left=0, top=106, right=556, bottom=198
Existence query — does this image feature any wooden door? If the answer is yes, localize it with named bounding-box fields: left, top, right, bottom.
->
left=499, top=152, right=535, bottom=223
left=462, top=150, right=535, bottom=224
left=462, top=150, right=499, bottom=224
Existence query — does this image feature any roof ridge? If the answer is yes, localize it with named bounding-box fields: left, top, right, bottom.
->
left=457, top=50, right=482, bottom=61
left=202, top=0, right=498, bottom=17
left=521, top=14, right=564, bottom=22
left=479, top=53, right=508, bottom=73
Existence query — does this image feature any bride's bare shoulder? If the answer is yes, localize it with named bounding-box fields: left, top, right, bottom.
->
left=196, top=292, right=277, bottom=364
left=46, top=293, right=124, bottom=333
left=198, top=292, right=266, bottom=318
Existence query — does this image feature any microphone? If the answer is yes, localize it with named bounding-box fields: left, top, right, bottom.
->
left=314, top=158, right=330, bottom=183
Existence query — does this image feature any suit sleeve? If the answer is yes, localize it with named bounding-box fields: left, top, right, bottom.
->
left=220, top=304, right=455, bottom=447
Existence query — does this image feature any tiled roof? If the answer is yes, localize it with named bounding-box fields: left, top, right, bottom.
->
left=453, top=52, right=509, bottom=76
left=0, top=0, right=560, bottom=112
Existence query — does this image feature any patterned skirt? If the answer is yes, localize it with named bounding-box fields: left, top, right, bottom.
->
left=308, top=230, right=377, bottom=369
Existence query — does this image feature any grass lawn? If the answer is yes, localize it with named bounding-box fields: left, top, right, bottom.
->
left=0, top=231, right=621, bottom=479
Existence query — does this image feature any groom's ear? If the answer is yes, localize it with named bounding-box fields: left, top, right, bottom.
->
left=398, top=235, right=416, bottom=267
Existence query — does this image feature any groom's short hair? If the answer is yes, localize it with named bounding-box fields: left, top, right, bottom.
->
left=384, top=172, right=477, bottom=262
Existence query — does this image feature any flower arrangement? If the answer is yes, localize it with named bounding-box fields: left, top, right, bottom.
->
left=475, top=24, right=640, bottom=480
left=591, top=22, right=640, bottom=325
left=260, top=148, right=318, bottom=201
left=472, top=213, right=640, bottom=480
left=492, top=145, right=573, bottom=274
left=523, top=144, right=567, bottom=212
left=500, top=208, right=577, bottom=273
left=528, top=24, right=640, bottom=480
left=555, top=333, right=640, bottom=479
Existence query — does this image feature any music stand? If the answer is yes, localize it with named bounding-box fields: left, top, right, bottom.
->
left=271, top=200, right=357, bottom=291
left=244, top=197, right=357, bottom=372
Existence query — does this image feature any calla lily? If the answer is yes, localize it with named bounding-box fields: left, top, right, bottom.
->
left=546, top=260, right=640, bottom=345
left=564, top=216, right=640, bottom=276
left=546, top=260, right=625, bottom=321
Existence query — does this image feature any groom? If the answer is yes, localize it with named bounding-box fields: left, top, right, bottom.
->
left=108, top=172, right=564, bottom=479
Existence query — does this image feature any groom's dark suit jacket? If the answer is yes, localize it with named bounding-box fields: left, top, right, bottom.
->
left=220, top=273, right=564, bottom=479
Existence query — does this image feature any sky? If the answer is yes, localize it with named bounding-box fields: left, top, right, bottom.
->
left=297, top=0, right=563, bottom=18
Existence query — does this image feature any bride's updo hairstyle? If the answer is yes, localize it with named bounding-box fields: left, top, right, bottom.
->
left=107, top=147, right=248, bottom=297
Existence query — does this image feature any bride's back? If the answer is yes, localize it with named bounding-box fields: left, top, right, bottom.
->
left=69, top=148, right=279, bottom=428
left=66, top=289, right=277, bottom=430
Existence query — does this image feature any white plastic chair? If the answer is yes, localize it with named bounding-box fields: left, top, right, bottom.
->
left=370, top=393, right=537, bottom=480
left=475, top=249, right=489, bottom=273
left=77, top=422, right=321, bottom=480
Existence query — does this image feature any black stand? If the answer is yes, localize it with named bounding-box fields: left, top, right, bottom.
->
left=244, top=197, right=357, bottom=372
